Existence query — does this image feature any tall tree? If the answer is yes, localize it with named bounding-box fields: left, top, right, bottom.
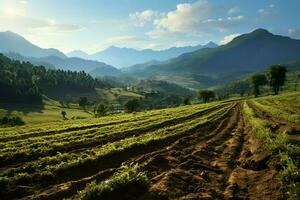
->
left=198, top=90, right=215, bottom=103
left=251, top=74, right=267, bottom=97
left=78, top=97, right=88, bottom=109
left=124, top=99, right=139, bottom=113
left=266, top=65, right=287, bottom=95
left=94, top=104, right=109, bottom=117
left=295, top=72, right=300, bottom=91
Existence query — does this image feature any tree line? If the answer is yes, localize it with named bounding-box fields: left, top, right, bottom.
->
left=199, top=65, right=291, bottom=102
left=0, top=54, right=110, bottom=103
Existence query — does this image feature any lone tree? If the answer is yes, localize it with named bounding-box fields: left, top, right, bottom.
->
left=61, top=111, right=67, bottom=120
left=183, top=98, right=191, bottom=105
left=78, top=97, right=88, bottom=109
left=266, top=65, right=287, bottom=95
left=198, top=90, right=215, bottom=103
left=294, top=72, right=300, bottom=91
left=124, top=99, right=139, bottom=113
left=94, top=104, right=109, bottom=117
left=251, top=74, right=267, bottom=97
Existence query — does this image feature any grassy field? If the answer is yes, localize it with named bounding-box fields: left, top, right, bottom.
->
left=96, top=87, right=143, bottom=104
left=0, top=97, right=93, bottom=125
left=0, top=92, right=299, bottom=199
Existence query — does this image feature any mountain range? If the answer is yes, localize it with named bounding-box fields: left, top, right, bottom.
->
left=0, top=31, right=120, bottom=77
left=67, top=42, right=218, bottom=68
left=125, top=29, right=300, bottom=88
left=0, top=31, right=66, bottom=58
left=1, top=29, right=300, bottom=89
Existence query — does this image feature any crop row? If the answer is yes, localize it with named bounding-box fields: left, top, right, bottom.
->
left=0, top=102, right=222, bottom=139
left=243, top=101, right=300, bottom=199
left=0, top=103, right=227, bottom=166
left=1, top=103, right=235, bottom=196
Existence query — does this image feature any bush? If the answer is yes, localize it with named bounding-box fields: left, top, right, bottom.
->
left=0, top=116, right=25, bottom=127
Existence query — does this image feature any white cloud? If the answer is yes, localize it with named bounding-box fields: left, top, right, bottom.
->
left=0, top=12, right=81, bottom=34
left=129, top=9, right=160, bottom=27
left=258, top=4, right=276, bottom=17
left=19, top=0, right=28, bottom=4
left=147, top=0, right=245, bottom=38
left=220, top=33, right=240, bottom=45
left=201, top=16, right=244, bottom=32
left=258, top=9, right=265, bottom=14
left=154, top=0, right=212, bottom=33
left=228, top=7, right=240, bottom=15
left=103, top=35, right=141, bottom=44
left=288, top=28, right=300, bottom=39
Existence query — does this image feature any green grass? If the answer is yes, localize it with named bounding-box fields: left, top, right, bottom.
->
left=251, top=92, right=300, bottom=123
left=243, top=101, right=300, bottom=199
left=0, top=98, right=93, bottom=125
left=0, top=100, right=233, bottom=198
left=96, top=88, right=143, bottom=104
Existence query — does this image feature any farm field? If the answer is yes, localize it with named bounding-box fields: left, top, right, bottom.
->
left=0, top=92, right=299, bottom=199
left=0, top=98, right=93, bottom=125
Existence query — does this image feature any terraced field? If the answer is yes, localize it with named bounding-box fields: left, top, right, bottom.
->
left=0, top=93, right=299, bottom=200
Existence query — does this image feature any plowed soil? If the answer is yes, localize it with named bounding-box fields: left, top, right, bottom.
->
left=10, top=103, right=287, bottom=200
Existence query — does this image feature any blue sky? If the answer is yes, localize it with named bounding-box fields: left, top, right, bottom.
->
left=0, top=0, right=299, bottom=53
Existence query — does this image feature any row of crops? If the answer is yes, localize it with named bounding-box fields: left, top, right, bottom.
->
left=0, top=100, right=235, bottom=199
left=245, top=92, right=300, bottom=199
left=251, top=92, right=300, bottom=123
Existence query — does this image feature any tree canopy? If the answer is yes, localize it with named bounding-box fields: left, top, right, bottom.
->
left=266, top=65, right=287, bottom=95
left=198, top=90, right=215, bottom=103
left=124, top=99, right=140, bottom=113
left=0, top=54, right=109, bottom=103
left=251, top=73, right=267, bottom=97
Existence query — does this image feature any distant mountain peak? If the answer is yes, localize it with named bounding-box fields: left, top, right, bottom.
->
left=204, top=41, right=218, bottom=48
left=0, top=30, right=66, bottom=58
left=249, top=28, right=273, bottom=37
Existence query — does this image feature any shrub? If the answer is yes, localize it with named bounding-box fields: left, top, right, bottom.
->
left=0, top=116, right=25, bottom=127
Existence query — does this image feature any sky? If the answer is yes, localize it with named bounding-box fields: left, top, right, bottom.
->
left=0, top=0, right=299, bottom=54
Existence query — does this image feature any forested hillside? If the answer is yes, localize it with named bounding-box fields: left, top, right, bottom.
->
left=0, top=54, right=110, bottom=103
left=125, top=29, right=300, bottom=88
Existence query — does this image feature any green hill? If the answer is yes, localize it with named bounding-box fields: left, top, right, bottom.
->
left=126, top=29, right=300, bottom=88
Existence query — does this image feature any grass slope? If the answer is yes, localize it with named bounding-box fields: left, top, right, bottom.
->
left=0, top=97, right=92, bottom=125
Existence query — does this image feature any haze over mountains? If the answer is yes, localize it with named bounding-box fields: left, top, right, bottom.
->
left=67, top=42, right=218, bottom=68
left=125, top=29, right=300, bottom=88
left=0, top=31, right=66, bottom=58
left=1, top=28, right=300, bottom=89
left=0, top=31, right=120, bottom=77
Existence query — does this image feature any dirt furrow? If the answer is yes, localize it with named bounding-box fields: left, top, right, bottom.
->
left=14, top=105, right=236, bottom=200
left=248, top=101, right=300, bottom=142
left=139, top=104, right=241, bottom=199
left=0, top=104, right=229, bottom=169
left=1, top=104, right=227, bottom=143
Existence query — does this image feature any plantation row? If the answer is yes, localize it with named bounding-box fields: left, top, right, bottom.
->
left=0, top=102, right=223, bottom=138
left=0, top=101, right=235, bottom=199
left=0, top=102, right=228, bottom=166
left=72, top=93, right=300, bottom=200
left=244, top=93, right=300, bottom=199
left=251, top=92, right=300, bottom=123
